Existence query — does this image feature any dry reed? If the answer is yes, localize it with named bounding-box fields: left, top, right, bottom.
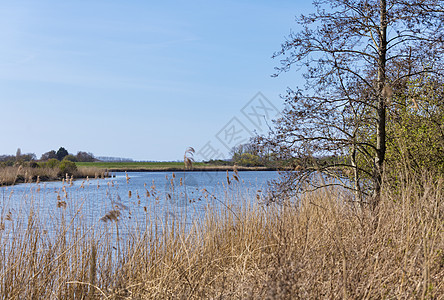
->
left=0, top=171, right=442, bottom=299
left=0, top=166, right=107, bottom=186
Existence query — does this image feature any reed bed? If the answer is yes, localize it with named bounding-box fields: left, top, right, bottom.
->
left=0, top=166, right=107, bottom=186
left=76, top=167, right=109, bottom=179
left=0, top=172, right=443, bottom=299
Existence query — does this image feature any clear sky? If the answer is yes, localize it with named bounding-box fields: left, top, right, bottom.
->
left=0, top=0, right=313, bottom=161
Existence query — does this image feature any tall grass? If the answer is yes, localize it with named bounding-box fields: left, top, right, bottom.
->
left=0, top=166, right=107, bottom=186
left=0, top=171, right=442, bottom=298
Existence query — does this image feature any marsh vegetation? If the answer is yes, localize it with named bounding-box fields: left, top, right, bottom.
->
left=0, top=169, right=442, bottom=298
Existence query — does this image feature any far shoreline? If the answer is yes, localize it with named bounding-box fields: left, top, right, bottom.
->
left=105, top=166, right=281, bottom=173
left=1, top=165, right=283, bottom=187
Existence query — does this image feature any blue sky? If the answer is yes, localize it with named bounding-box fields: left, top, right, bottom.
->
left=0, top=0, right=313, bottom=161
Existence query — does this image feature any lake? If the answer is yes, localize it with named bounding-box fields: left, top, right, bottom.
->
left=0, top=171, right=279, bottom=236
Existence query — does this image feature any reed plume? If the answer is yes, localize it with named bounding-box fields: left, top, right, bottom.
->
left=184, top=147, right=195, bottom=170
left=100, top=210, right=121, bottom=222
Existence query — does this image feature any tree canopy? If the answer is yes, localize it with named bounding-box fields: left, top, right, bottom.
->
left=56, top=147, right=69, bottom=161
left=264, top=0, right=444, bottom=208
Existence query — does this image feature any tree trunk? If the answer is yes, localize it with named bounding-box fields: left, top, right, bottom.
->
left=351, top=142, right=363, bottom=207
left=373, top=0, right=388, bottom=210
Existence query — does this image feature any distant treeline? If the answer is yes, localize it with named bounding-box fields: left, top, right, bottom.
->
left=0, top=147, right=142, bottom=168
left=206, top=142, right=342, bottom=169
left=0, top=147, right=96, bottom=166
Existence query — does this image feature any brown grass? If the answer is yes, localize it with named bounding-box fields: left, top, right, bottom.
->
left=0, top=172, right=442, bottom=298
left=76, top=166, right=108, bottom=179
left=0, top=166, right=107, bottom=186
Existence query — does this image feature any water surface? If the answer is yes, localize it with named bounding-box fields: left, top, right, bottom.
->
left=0, top=171, right=279, bottom=235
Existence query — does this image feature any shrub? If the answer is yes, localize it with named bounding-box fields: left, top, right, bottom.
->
left=59, top=160, right=77, bottom=176
left=236, top=153, right=262, bottom=167
left=29, top=161, right=40, bottom=168
left=46, top=158, right=60, bottom=169
left=63, top=155, right=78, bottom=162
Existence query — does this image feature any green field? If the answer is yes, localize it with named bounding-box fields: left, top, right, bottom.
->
left=75, top=161, right=276, bottom=172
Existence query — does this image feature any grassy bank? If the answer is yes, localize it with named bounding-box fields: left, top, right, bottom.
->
left=0, top=172, right=442, bottom=298
left=76, top=161, right=276, bottom=172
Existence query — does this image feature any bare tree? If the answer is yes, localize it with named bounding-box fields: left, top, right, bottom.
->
left=76, top=151, right=95, bottom=162
left=40, top=150, right=57, bottom=161
left=266, top=0, right=444, bottom=209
